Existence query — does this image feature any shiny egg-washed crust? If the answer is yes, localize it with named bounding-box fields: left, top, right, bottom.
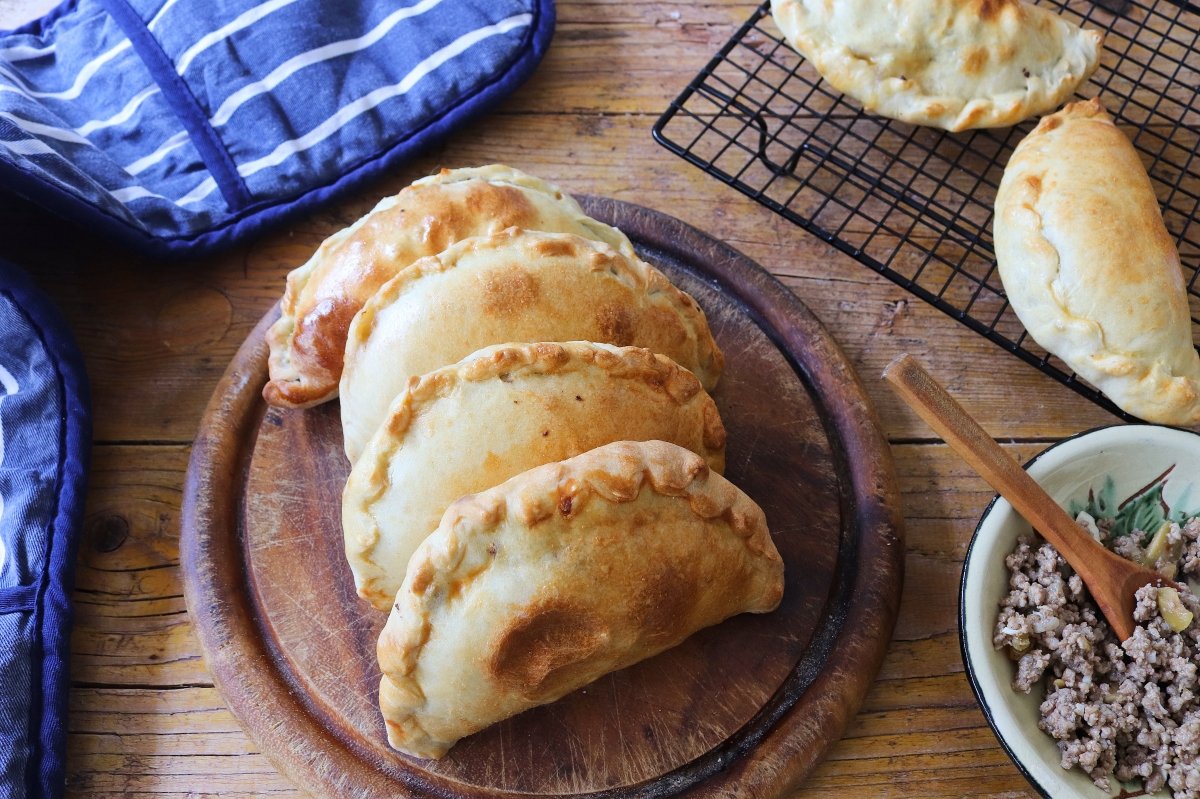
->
left=995, top=99, right=1200, bottom=425
left=342, top=341, right=727, bottom=610
left=263, top=165, right=635, bottom=408
left=771, top=0, right=1102, bottom=132
left=337, top=227, right=725, bottom=461
left=377, top=439, right=784, bottom=759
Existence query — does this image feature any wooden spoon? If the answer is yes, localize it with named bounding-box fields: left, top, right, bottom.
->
left=883, top=353, right=1168, bottom=641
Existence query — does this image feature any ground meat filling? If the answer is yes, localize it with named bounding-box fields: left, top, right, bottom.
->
left=994, top=517, right=1200, bottom=798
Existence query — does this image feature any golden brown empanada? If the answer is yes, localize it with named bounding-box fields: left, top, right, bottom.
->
left=994, top=99, right=1200, bottom=424
left=342, top=342, right=727, bottom=611
left=377, top=439, right=784, bottom=759
left=772, top=0, right=1103, bottom=131
left=263, top=165, right=634, bottom=408
left=338, top=228, right=723, bottom=462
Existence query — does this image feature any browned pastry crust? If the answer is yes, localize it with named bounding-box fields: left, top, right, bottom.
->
left=337, top=227, right=724, bottom=461
left=376, top=440, right=784, bottom=759
left=263, top=165, right=634, bottom=408
left=994, top=99, right=1200, bottom=424
left=772, top=0, right=1103, bottom=131
left=341, top=341, right=727, bottom=610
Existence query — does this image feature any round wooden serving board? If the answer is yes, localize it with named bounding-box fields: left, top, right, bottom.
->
left=181, top=197, right=905, bottom=799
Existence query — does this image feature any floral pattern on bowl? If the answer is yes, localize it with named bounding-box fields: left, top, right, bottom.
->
left=960, top=424, right=1200, bottom=799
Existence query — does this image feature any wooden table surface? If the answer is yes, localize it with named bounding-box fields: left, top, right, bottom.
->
left=0, top=1, right=1129, bottom=797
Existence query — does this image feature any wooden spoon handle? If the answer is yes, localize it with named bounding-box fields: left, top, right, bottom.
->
left=882, top=355, right=1122, bottom=599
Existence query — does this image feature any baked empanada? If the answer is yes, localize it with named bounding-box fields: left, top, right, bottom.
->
left=263, top=165, right=634, bottom=408
left=338, top=228, right=723, bottom=462
left=377, top=439, right=784, bottom=759
left=994, top=99, right=1200, bottom=425
left=342, top=342, right=727, bottom=610
left=771, top=0, right=1103, bottom=131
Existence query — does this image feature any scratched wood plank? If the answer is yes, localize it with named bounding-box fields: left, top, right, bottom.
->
left=66, top=441, right=1050, bottom=799
left=70, top=445, right=210, bottom=687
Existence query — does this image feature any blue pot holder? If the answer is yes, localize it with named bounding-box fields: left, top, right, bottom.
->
left=0, top=0, right=555, bottom=255
left=0, top=259, right=91, bottom=799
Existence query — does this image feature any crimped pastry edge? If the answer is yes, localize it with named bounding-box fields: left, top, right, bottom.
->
left=376, top=439, right=779, bottom=759
left=263, top=165, right=636, bottom=407
left=363, top=340, right=724, bottom=466
left=342, top=341, right=729, bottom=607
left=341, top=227, right=723, bottom=394
left=995, top=99, right=1200, bottom=425
left=770, top=0, right=1103, bottom=132
left=412, top=164, right=584, bottom=212
left=264, top=192, right=402, bottom=408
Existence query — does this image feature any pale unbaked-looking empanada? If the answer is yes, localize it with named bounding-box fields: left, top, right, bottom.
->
left=342, top=342, right=727, bottom=611
left=338, top=228, right=723, bottom=462
left=263, top=165, right=634, bottom=408
left=377, top=439, right=784, bottom=759
left=771, top=0, right=1103, bottom=131
left=994, top=99, right=1200, bottom=425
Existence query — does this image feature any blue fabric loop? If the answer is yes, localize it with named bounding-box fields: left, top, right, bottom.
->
left=100, top=0, right=253, bottom=210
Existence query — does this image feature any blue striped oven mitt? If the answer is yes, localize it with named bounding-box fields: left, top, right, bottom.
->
left=0, top=0, right=555, bottom=254
left=0, top=259, right=91, bottom=799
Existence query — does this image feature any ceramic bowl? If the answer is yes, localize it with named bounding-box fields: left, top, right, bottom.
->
left=960, top=424, right=1200, bottom=799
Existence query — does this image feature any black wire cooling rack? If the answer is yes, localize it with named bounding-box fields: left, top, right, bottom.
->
left=652, top=0, right=1200, bottom=421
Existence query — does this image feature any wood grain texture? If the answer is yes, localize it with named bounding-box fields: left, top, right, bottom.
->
left=1, top=0, right=1173, bottom=796
left=180, top=198, right=904, bottom=799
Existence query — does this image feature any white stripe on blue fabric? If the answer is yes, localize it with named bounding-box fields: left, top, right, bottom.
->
left=178, top=12, right=533, bottom=207
left=147, top=0, right=185, bottom=31
left=175, top=0, right=306, bottom=75
left=0, top=364, right=16, bottom=468
left=209, top=0, right=446, bottom=127
left=1, top=138, right=57, bottom=156
left=0, top=86, right=85, bottom=146
left=0, top=0, right=543, bottom=239
left=175, top=175, right=216, bottom=206
left=0, top=112, right=89, bottom=144
left=75, top=87, right=160, bottom=136
left=0, top=42, right=55, bottom=62
left=124, top=131, right=188, bottom=176
left=111, top=184, right=174, bottom=203
left=0, top=63, right=32, bottom=90
left=0, top=87, right=161, bottom=147
left=0, top=39, right=131, bottom=101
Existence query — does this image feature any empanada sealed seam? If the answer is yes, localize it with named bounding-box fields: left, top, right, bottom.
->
left=262, top=165, right=638, bottom=408
left=412, top=165, right=588, bottom=210
left=336, top=227, right=725, bottom=462
left=263, top=205, right=388, bottom=408
left=994, top=99, right=1200, bottom=425
left=376, top=439, right=784, bottom=759
left=771, top=0, right=1103, bottom=131
left=343, top=227, right=723, bottom=393
left=375, top=341, right=722, bottom=445
left=341, top=341, right=728, bottom=610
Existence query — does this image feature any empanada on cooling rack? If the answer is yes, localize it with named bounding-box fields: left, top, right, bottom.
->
left=771, top=0, right=1102, bottom=131
left=342, top=342, right=727, bottom=611
left=338, top=228, right=723, bottom=462
left=995, top=99, right=1200, bottom=425
left=376, top=439, right=784, bottom=759
left=263, top=165, right=634, bottom=408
